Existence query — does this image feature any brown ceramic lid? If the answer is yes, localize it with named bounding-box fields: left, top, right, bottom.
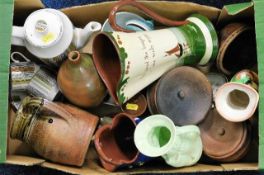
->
left=155, top=66, right=212, bottom=126
left=199, top=109, right=251, bottom=162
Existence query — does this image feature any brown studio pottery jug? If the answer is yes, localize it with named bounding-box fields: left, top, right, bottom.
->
left=10, top=96, right=99, bottom=166
left=57, top=50, right=106, bottom=108
left=198, top=109, right=251, bottom=162
left=147, top=66, right=213, bottom=126
left=94, top=113, right=139, bottom=171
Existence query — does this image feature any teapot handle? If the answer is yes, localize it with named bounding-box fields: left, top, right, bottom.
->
left=108, top=0, right=189, bottom=32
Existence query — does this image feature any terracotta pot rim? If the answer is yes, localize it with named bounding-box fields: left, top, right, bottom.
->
left=94, top=113, right=139, bottom=165
left=121, top=94, right=147, bottom=117
left=215, top=82, right=259, bottom=122
left=216, top=23, right=252, bottom=75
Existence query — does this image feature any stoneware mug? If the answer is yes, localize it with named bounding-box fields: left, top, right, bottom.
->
left=12, top=8, right=101, bottom=66
left=134, top=114, right=203, bottom=168
left=92, top=0, right=218, bottom=104
left=10, top=96, right=99, bottom=166
left=215, top=69, right=259, bottom=122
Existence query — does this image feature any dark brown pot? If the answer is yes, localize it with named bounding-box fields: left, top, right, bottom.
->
left=147, top=66, right=212, bottom=126
left=94, top=113, right=139, bottom=171
left=216, top=23, right=257, bottom=75
left=57, top=51, right=106, bottom=108
left=198, top=109, right=251, bottom=162
left=10, top=96, right=99, bottom=166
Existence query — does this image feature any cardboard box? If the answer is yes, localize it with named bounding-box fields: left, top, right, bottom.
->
left=0, top=0, right=263, bottom=174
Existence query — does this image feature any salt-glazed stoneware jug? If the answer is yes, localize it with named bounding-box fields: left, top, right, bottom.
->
left=92, top=0, right=218, bottom=104
left=94, top=113, right=151, bottom=171
left=10, top=96, right=99, bottom=166
left=215, top=70, right=259, bottom=122
left=134, top=114, right=202, bottom=168
left=12, top=8, right=101, bottom=66
left=216, top=23, right=257, bottom=75
left=57, top=50, right=106, bottom=108
left=199, top=109, right=251, bottom=162
left=102, top=11, right=154, bottom=32
left=147, top=66, right=212, bottom=126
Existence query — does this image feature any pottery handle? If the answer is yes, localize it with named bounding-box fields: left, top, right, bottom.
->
left=109, top=0, right=189, bottom=32
left=12, top=26, right=26, bottom=46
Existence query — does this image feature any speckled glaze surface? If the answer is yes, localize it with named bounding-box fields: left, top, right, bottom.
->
left=10, top=96, right=99, bottom=166
left=147, top=66, right=213, bottom=126
left=216, top=23, right=257, bottom=75
left=57, top=51, right=106, bottom=108
left=199, top=109, right=251, bottom=162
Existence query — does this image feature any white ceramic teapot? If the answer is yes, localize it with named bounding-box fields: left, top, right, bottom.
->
left=12, top=8, right=101, bottom=66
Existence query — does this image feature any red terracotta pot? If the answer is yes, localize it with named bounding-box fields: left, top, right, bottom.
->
left=94, top=113, right=139, bottom=171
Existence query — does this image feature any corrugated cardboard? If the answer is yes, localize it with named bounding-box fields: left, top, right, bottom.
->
left=0, top=0, right=262, bottom=174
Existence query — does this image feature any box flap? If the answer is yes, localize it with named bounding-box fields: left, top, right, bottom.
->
left=0, top=0, right=13, bottom=163
left=61, top=1, right=220, bottom=27
left=221, top=163, right=258, bottom=171
left=6, top=155, right=45, bottom=166
left=217, top=2, right=254, bottom=25
left=254, top=0, right=264, bottom=171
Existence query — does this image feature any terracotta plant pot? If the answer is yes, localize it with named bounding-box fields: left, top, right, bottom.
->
left=92, top=0, right=218, bottom=104
left=199, top=109, right=251, bottom=162
left=94, top=113, right=140, bottom=171
left=147, top=66, right=213, bottom=126
left=215, top=70, right=259, bottom=122
left=134, top=114, right=203, bottom=168
left=57, top=51, right=106, bottom=108
left=10, top=96, right=99, bottom=166
left=216, top=23, right=257, bottom=75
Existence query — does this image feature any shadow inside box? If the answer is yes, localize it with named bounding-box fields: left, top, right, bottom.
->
left=0, top=164, right=262, bottom=175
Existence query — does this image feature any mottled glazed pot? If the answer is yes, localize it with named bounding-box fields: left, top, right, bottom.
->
left=215, top=70, right=259, bottom=122
left=93, top=7, right=218, bottom=104
left=10, top=96, right=99, bottom=166
left=199, top=109, right=251, bottom=162
left=57, top=51, right=106, bottom=108
left=216, top=23, right=257, bottom=75
left=89, top=93, right=147, bottom=118
left=94, top=113, right=150, bottom=171
left=134, top=114, right=202, bottom=167
left=147, top=66, right=212, bottom=126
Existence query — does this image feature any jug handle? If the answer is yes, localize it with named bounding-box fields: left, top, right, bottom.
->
left=12, top=26, right=26, bottom=46
left=108, top=0, right=189, bottom=32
